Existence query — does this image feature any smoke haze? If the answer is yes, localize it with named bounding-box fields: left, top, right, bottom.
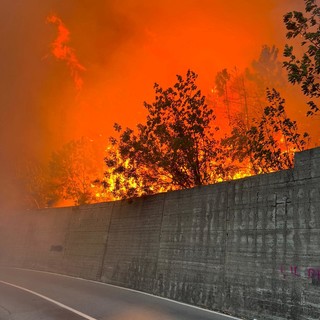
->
left=0, top=0, right=314, bottom=209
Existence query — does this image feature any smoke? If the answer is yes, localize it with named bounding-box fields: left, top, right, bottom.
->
left=0, top=0, right=311, bottom=209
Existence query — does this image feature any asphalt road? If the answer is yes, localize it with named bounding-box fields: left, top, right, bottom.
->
left=0, top=267, right=241, bottom=320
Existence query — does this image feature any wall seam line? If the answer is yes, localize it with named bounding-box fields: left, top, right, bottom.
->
left=97, top=202, right=115, bottom=281
left=153, top=193, right=167, bottom=294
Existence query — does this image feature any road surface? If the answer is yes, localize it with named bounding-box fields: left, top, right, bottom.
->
left=0, top=267, right=241, bottom=320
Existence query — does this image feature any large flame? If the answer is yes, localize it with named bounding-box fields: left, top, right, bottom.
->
left=47, top=14, right=85, bottom=90
left=1, top=1, right=315, bottom=210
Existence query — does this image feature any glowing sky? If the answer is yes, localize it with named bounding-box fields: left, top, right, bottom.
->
left=0, top=0, right=308, bottom=206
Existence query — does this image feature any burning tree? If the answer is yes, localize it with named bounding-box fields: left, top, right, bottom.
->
left=17, top=137, right=109, bottom=209
left=246, top=45, right=286, bottom=93
left=103, top=70, right=233, bottom=198
left=49, top=137, right=106, bottom=206
left=245, top=89, right=309, bottom=173
left=221, top=91, right=309, bottom=175
left=17, top=159, right=59, bottom=209
left=210, top=45, right=287, bottom=131
left=102, top=68, right=310, bottom=200
left=211, top=44, right=310, bottom=176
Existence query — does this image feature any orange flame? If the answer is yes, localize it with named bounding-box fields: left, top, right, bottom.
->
left=47, top=14, right=86, bottom=90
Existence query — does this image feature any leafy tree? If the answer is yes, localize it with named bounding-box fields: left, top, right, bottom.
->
left=213, top=67, right=251, bottom=129
left=214, top=68, right=232, bottom=122
left=16, top=159, right=59, bottom=209
left=103, top=70, right=232, bottom=199
left=223, top=89, right=309, bottom=174
left=213, top=46, right=306, bottom=175
left=49, top=137, right=105, bottom=205
left=283, top=0, right=320, bottom=115
left=246, top=45, right=286, bottom=93
left=221, top=116, right=256, bottom=174
left=101, top=134, right=165, bottom=199
left=211, top=45, right=286, bottom=132
left=248, top=89, right=309, bottom=172
left=16, top=136, right=109, bottom=209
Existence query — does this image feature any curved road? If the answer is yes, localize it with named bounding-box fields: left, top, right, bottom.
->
left=0, top=267, right=241, bottom=320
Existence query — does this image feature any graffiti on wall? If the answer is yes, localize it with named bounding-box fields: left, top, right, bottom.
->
left=280, top=265, right=320, bottom=284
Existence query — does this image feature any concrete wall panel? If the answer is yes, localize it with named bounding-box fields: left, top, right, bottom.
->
left=1, top=148, right=320, bottom=319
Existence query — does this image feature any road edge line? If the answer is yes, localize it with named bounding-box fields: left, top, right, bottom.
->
left=8, top=267, right=242, bottom=320
left=0, top=280, right=97, bottom=320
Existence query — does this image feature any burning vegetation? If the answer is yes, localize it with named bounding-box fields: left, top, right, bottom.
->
left=20, top=62, right=310, bottom=208
left=12, top=0, right=319, bottom=209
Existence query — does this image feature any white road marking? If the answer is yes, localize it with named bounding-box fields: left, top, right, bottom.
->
left=0, top=280, right=97, bottom=320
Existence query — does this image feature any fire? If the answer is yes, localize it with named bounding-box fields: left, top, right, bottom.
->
left=2, top=1, right=315, bottom=211
left=47, top=14, right=86, bottom=90
left=98, top=145, right=171, bottom=200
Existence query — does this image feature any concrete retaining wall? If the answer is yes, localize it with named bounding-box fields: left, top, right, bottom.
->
left=1, top=147, right=320, bottom=319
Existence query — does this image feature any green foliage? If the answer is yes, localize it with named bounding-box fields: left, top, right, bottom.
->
left=283, top=0, right=320, bottom=115
left=104, top=70, right=232, bottom=199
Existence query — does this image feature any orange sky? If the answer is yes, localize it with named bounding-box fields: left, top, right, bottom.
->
left=0, top=0, right=312, bottom=206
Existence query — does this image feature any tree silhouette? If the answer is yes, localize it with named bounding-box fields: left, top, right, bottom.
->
left=246, top=45, right=286, bottom=93
left=17, top=159, right=59, bottom=209
left=103, top=70, right=232, bottom=198
left=211, top=46, right=287, bottom=131
left=223, top=89, right=309, bottom=174
left=283, top=0, right=320, bottom=115
left=49, top=137, right=105, bottom=205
